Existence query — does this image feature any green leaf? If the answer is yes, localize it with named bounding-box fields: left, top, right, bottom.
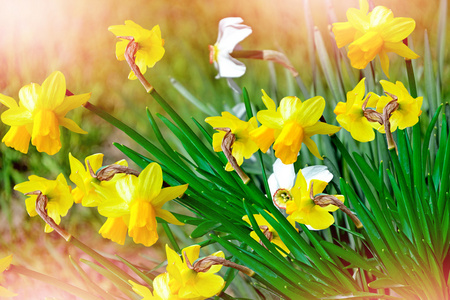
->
left=190, top=221, right=223, bottom=238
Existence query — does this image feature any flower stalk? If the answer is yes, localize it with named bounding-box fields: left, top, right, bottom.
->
left=215, top=127, right=250, bottom=184
left=231, top=50, right=298, bottom=77
left=310, top=183, right=363, bottom=229
left=184, top=252, right=255, bottom=277
left=9, top=265, right=100, bottom=300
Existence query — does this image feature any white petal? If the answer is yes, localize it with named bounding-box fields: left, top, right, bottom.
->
left=217, top=18, right=252, bottom=52
left=301, top=166, right=333, bottom=187
left=268, top=159, right=296, bottom=196
left=217, top=54, right=247, bottom=78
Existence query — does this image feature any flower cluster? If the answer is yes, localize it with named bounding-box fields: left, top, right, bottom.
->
left=334, top=78, right=423, bottom=143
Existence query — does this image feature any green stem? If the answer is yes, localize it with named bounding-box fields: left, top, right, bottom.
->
left=9, top=264, right=100, bottom=300
left=69, top=236, right=135, bottom=284
left=162, top=223, right=180, bottom=253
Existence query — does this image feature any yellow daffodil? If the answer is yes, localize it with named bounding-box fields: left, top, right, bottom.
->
left=286, top=168, right=344, bottom=230
left=205, top=111, right=259, bottom=171
left=69, top=153, right=127, bottom=207
left=242, top=211, right=297, bottom=257
left=14, top=174, right=74, bottom=233
left=0, top=255, right=16, bottom=298
left=332, top=0, right=419, bottom=77
left=94, top=163, right=187, bottom=247
left=109, top=20, right=165, bottom=80
left=251, top=90, right=340, bottom=164
left=334, top=78, right=380, bottom=142
left=166, top=245, right=225, bottom=299
left=0, top=71, right=90, bottom=155
left=376, top=80, right=423, bottom=133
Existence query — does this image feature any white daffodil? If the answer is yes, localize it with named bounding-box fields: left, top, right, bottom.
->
left=209, top=17, right=252, bottom=78
left=268, top=159, right=333, bottom=210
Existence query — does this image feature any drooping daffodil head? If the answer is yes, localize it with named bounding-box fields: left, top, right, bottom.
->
left=0, top=71, right=90, bottom=155
left=252, top=91, right=341, bottom=164
left=285, top=166, right=342, bottom=230
left=205, top=111, right=259, bottom=171
left=94, top=162, right=187, bottom=247
left=14, top=174, right=74, bottom=233
left=209, top=17, right=252, bottom=79
left=375, top=80, right=423, bottom=133
left=332, top=0, right=419, bottom=78
left=166, top=245, right=225, bottom=299
left=334, top=78, right=381, bottom=142
left=109, top=20, right=165, bottom=80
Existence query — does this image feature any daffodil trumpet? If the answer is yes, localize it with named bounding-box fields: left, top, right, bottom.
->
left=214, top=126, right=250, bottom=184
left=183, top=251, right=255, bottom=277
left=229, top=50, right=298, bottom=77
left=310, top=183, right=362, bottom=229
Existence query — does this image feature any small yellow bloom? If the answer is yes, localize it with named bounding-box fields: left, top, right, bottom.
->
left=166, top=245, right=225, bottom=299
left=95, top=163, right=187, bottom=247
left=14, top=174, right=74, bottom=233
left=376, top=80, right=423, bottom=133
left=205, top=112, right=259, bottom=171
left=0, top=71, right=90, bottom=155
left=0, top=255, right=17, bottom=298
left=242, top=211, right=297, bottom=257
left=334, top=78, right=380, bottom=142
left=251, top=90, right=340, bottom=164
left=109, top=21, right=165, bottom=80
left=69, top=153, right=127, bottom=207
left=286, top=169, right=344, bottom=230
left=332, top=0, right=419, bottom=77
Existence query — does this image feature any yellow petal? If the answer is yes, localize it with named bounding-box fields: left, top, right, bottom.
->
left=182, top=245, right=201, bottom=266
left=54, top=93, right=91, bottom=117
left=59, top=117, right=87, bottom=134
left=0, top=94, right=18, bottom=109
left=369, top=6, right=394, bottom=28
left=261, top=89, right=276, bottom=111
left=129, top=281, right=154, bottom=298
left=152, top=184, right=188, bottom=208
left=303, top=136, right=323, bottom=160
left=1, top=107, right=33, bottom=126
left=381, top=17, right=416, bottom=43
left=383, top=41, right=419, bottom=59
left=304, top=122, right=341, bottom=136
left=192, top=273, right=225, bottom=298
left=129, top=222, right=159, bottom=247
left=18, top=83, right=41, bottom=111
left=333, top=102, right=347, bottom=116
left=40, top=71, right=66, bottom=110
left=137, top=163, right=163, bottom=201
left=257, top=110, right=284, bottom=129
left=349, top=116, right=376, bottom=142
left=129, top=200, right=155, bottom=229
left=306, top=206, right=335, bottom=230
left=279, top=96, right=302, bottom=121
left=155, top=208, right=184, bottom=226
left=296, top=96, right=325, bottom=127
left=347, top=7, right=369, bottom=32
left=152, top=273, right=173, bottom=299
